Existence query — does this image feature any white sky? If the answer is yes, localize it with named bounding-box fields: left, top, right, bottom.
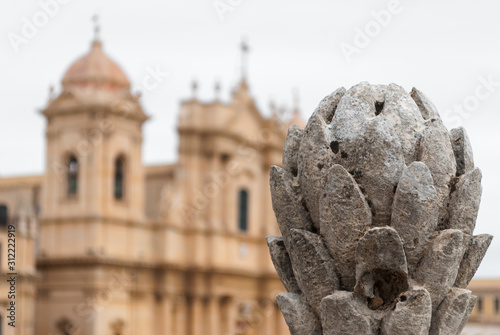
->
left=1, top=0, right=499, bottom=277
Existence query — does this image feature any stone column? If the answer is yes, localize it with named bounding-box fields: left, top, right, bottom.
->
left=175, top=295, right=187, bottom=335
left=221, top=297, right=237, bottom=335
left=207, top=296, right=221, bottom=335
left=190, top=296, right=204, bottom=335
left=156, top=294, right=172, bottom=335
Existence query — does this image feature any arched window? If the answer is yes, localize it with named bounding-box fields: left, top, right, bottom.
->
left=0, top=205, right=8, bottom=227
left=238, top=189, right=248, bottom=232
left=67, top=156, right=78, bottom=196
left=114, top=157, right=125, bottom=200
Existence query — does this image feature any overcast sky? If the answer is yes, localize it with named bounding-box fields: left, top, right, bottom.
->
left=1, top=0, right=500, bottom=277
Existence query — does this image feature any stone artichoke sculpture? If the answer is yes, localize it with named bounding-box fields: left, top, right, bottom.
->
left=267, top=82, right=493, bottom=335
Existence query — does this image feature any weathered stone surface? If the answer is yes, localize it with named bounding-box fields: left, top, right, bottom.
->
left=456, top=295, right=477, bottom=335
left=419, top=124, right=457, bottom=227
left=381, top=83, right=425, bottom=163
left=449, top=127, right=474, bottom=176
left=319, top=164, right=372, bottom=290
left=447, top=168, right=482, bottom=235
left=355, top=227, right=409, bottom=309
left=298, top=112, right=335, bottom=229
left=270, top=166, right=313, bottom=250
left=266, top=236, right=301, bottom=294
left=276, top=293, right=322, bottom=335
left=330, top=116, right=405, bottom=226
left=289, top=229, right=339, bottom=314
left=381, top=287, right=432, bottom=335
left=333, top=82, right=379, bottom=133
left=391, top=162, right=438, bottom=274
left=329, top=83, right=407, bottom=226
left=410, top=87, right=440, bottom=120
left=321, top=291, right=375, bottom=335
left=282, top=125, right=303, bottom=177
left=313, top=86, right=346, bottom=124
left=414, top=230, right=466, bottom=310
left=429, top=288, right=472, bottom=335
left=269, top=83, right=492, bottom=335
left=454, top=234, right=493, bottom=288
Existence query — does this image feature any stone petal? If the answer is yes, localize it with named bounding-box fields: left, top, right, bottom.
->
left=289, top=229, right=339, bottom=315
left=270, top=166, right=314, bottom=251
left=381, top=83, right=425, bottom=163
left=297, top=111, right=335, bottom=229
left=354, top=227, right=409, bottom=309
left=449, top=127, right=474, bottom=176
left=266, top=236, right=301, bottom=294
left=391, top=161, right=439, bottom=274
left=455, top=295, right=477, bottom=335
left=410, top=87, right=440, bottom=120
left=313, top=86, right=346, bottom=124
left=429, top=288, right=472, bottom=335
left=454, top=234, right=493, bottom=288
left=282, top=124, right=303, bottom=177
left=321, top=291, right=375, bottom=335
left=419, top=123, right=457, bottom=228
left=276, top=293, right=322, bottom=335
left=319, top=164, right=372, bottom=291
left=331, top=116, right=405, bottom=226
left=414, top=229, right=466, bottom=310
left=381, top=286, right=432, bottom=335
left=447, top=168, right=482, bottom=235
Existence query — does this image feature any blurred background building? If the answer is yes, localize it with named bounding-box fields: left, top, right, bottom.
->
left=0, top=25, right=499, bottom=335
left=0, top=31, right=307, bottom=335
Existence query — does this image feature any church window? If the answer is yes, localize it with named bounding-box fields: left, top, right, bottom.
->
left=238, top=189, right=248, bottom=232
left=114, top=156, right=125, bottom=200
left=67, top=156, right=78, bottom=196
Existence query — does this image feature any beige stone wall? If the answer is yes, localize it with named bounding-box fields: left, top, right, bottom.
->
left=467, top=279, right=500, bottom=325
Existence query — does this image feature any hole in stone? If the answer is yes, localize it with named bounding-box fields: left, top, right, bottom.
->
left=330, top=141, right=339, bottom=154
left=341, top=151, right=348, bottom=159
left=370, top=269, right=409, bottom=310
left=375, top=101, right=384, bottom=115
left=317, top=163, right=324, bottom=170
left=291, top=167, right=298, bottom=177
left=400, top=295, right=407, bottom=302
left=276, top=240, right=285, bottom=247
left=353, top=170, right=363, bottom=180
left=393, top=185, right=397, bottom=194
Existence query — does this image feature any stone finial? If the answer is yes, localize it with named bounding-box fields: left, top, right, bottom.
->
left=268, top=82, right=493, bottom=335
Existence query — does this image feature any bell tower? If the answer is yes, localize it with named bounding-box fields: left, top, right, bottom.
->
left=40, top=35, right=148, bottom=257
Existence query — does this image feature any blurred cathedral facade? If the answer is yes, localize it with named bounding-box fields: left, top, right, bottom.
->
left=0, top=34, right=305, bottom=335
left=1, top=33, right=499, bottom=335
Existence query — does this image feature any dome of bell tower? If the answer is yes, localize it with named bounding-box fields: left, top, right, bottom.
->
left=61, top=39, right=130, bottom=91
